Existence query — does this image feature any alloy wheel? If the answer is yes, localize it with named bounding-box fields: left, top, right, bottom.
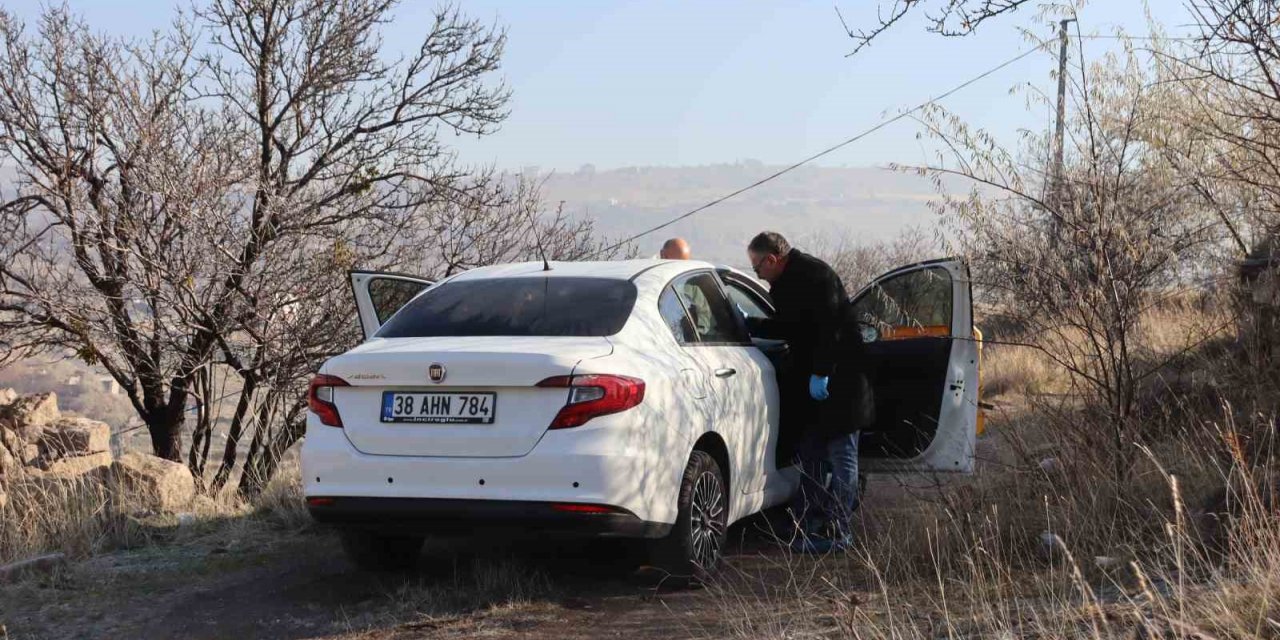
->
left=689, top=469, right=726, bottom=569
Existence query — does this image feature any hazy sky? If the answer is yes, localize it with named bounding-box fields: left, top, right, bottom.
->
left=9, top=1, right=1195, bottom=171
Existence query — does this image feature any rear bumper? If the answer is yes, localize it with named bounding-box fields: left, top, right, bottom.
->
left=307, top=497, right=671, bottom=539
left=301, top=414, right=677, bottom=526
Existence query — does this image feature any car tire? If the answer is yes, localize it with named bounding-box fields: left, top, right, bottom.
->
left=649, top=450, right=728, bottom=582
left=339, top=529, right=425, bottom=571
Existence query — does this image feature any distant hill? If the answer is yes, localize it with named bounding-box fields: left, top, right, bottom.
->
left=539, top=161, right=954, bottom=266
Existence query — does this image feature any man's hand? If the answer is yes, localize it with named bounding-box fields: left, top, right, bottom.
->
left=809, top=375, right=830, bottom=401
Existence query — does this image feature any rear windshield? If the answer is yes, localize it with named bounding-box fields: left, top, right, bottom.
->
left=376, top=277, right=637, bottom=338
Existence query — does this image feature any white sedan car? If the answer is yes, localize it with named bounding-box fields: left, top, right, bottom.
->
left=303, top=258, right=978, bottom=576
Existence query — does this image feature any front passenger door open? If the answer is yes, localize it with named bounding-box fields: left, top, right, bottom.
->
left=853, top=259, right=978, bottom=474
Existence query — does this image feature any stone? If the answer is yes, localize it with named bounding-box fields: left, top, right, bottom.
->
left=38, top=418, right=111, bottom=458
left=0, top=446, right=13, bottom=475
left=109, top=452, right=195, bottom=512
left=0, top=489, right=7, bottom=510
left=0, top=388, right=15, bottom=406
left=0, top=427, right=23, bottom=453
left=40, top=451, right=113, bottom=476
left=0, top=552, right=67, bottom=584
left=21, top=444, right=38, bottom=465
left=0, top=392, right=59, bottom=441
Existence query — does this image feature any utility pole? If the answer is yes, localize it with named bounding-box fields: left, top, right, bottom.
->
left=1050, top=18, right=1075, bottom=208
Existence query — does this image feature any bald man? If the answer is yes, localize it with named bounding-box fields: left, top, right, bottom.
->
left=659, top=237, right=692, bottom=260
left=658, top=237, right=712, bottom=334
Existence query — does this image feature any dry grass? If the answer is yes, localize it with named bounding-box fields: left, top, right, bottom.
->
left=0, top=458, right=312, bottom=565
left=0, top=472, right=152, bottom=563
left=699, top=300, right=1280, bottom=639
left=981, top=342, right=1062, bottom=398
left=980, top=296, right=1236, bottom=403
left=700, top=411, right=1279, bottom=638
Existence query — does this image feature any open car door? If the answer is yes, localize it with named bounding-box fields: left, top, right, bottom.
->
left=853, top=258, right=979, bottom=474
left=349, top=271, right=434, bottom=340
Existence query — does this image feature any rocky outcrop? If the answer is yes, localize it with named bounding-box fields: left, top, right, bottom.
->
left=109, top=452, right=195, bottom=512
left=0, top=446, right=14, bottom=477
left=0, top=392, right=60, bottom=442
left=38, top=417, right=111, bottom=460
left=0, top=390, right=200, bottom=515
left=0, top=392, right=114, bottom=484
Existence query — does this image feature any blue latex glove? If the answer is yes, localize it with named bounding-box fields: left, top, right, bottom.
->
left=809, top=374, right=830, bottom=401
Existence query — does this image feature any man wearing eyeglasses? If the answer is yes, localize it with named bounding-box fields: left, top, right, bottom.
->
left=745, top=231, right=872, bottom=554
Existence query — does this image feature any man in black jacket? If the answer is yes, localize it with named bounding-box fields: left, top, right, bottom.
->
left=745, top=231, right=872, bottom=553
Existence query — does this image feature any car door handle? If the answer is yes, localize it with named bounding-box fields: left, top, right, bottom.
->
left=714, top=368, right=737, bottom=378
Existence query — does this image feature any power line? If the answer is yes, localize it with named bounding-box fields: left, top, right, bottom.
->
left=590, top=33, right=1203, bottom=257
left=590, top=42, right=1053, bottom=257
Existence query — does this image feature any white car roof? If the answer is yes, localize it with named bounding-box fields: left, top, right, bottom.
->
left=448, top=259, right=726, bottom=283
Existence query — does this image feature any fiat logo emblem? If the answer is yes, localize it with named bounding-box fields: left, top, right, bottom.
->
left=428, top=363, right=446, bottom=383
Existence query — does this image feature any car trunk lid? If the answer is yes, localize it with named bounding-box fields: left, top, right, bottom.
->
left=325, top=336, right=612, bottom=457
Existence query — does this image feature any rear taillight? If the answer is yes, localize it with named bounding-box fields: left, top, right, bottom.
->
left=536, top=374, right=646, bottom=429
left=308, top=374, right=349, bottom=428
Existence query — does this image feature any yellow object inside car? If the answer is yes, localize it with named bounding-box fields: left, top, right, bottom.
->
left=974, top=326, right=985, bottom=437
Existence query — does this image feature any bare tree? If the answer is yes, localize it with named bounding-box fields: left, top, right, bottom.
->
left=0, top=1, right=514, bottom=463
left=0, top=9, right=246, bottom=460
left=1168, top=1, right=1280, bottom=246
left=184, top=0, right=513, bottom=491
left=1122, top=1, right=1280, bottom=367
left=838, top=0, right=1042, bottom=56
left=913, top=43, right=1220, bottom=482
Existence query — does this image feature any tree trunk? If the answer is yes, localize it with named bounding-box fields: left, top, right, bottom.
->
left=210, top=374, right=259, bottom=495
left=188, top=368, right=214, bottom=491
left=147, top=414, right=184, bottom=462
left=238, top=406, right=305, bottom=498
left=238, top=414, right=269, bottom=497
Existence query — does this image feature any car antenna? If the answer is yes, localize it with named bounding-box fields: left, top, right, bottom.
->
left=521, top=178, right=555, bottom=272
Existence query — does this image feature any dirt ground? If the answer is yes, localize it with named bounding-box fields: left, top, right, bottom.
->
left=0, top=439, right=1002, bottom=640
left=0, top=509, right=819, bottom=639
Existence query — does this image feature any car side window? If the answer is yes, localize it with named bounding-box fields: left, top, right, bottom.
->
left=851, top=266, right=953, bottom=341
left=658, top=286, right=698, bottom=345
left=725, top=282, right=771, bottom=321
left=673, top=273, right=751, bottom=345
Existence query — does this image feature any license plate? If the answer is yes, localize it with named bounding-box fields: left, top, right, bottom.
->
left=380, top=391, right=497, bottom=424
